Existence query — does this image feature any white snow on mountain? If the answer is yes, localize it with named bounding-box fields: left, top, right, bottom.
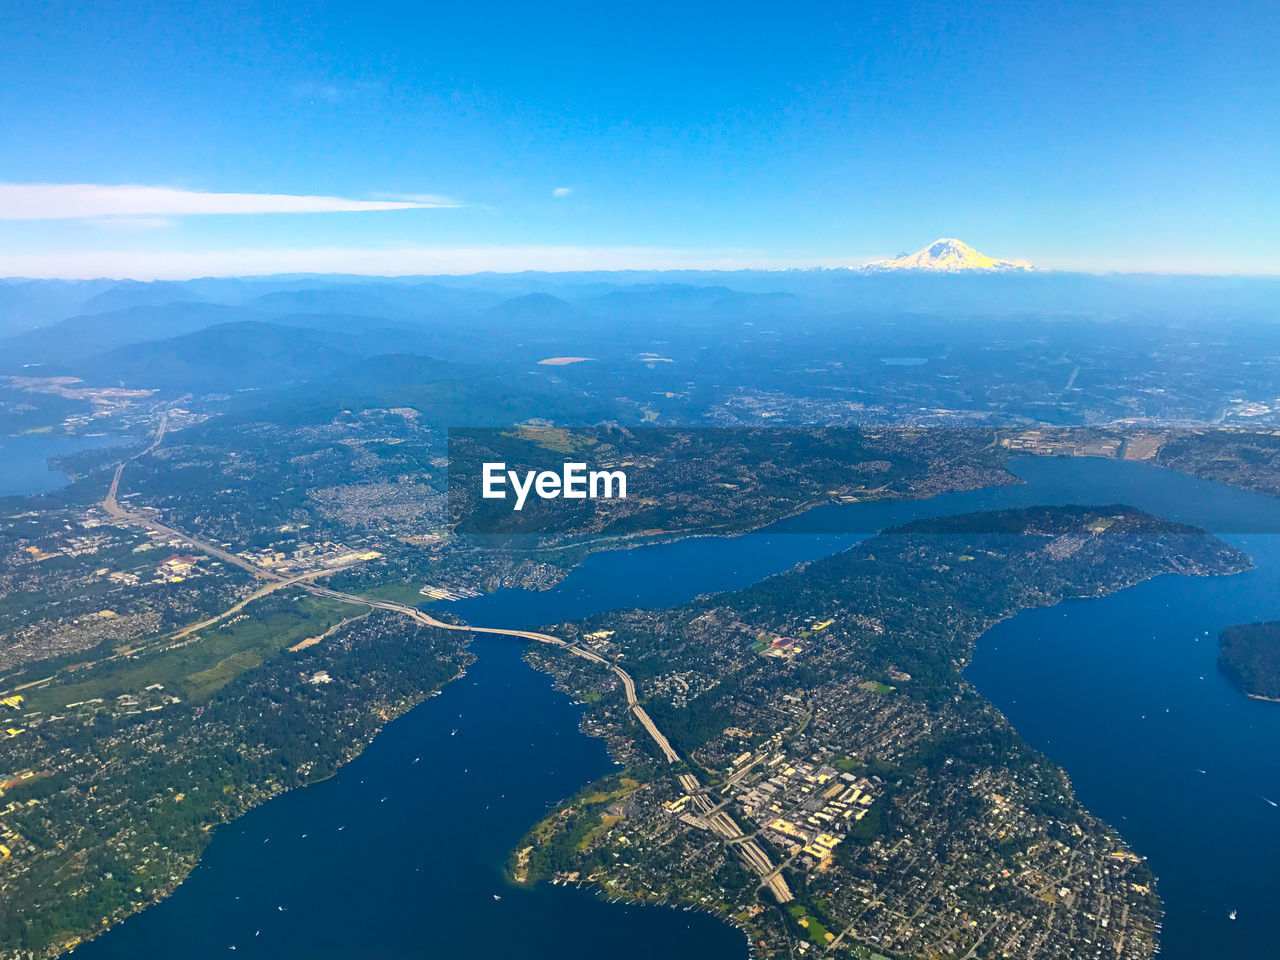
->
left=864, top=238, right=1033, bottom=272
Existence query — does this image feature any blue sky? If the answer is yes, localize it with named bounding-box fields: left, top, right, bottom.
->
left=1, top=0, right=1277, bottom=277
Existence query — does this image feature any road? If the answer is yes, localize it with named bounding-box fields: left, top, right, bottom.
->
left=678, top=778, right=794, bottom=904
left=103, top=409, right=169, bottom=513
left=102, top=410, right=283, bottom=581
left=101, top=413, right=791, bottom=903
left=170, top=569, right=339, bottom=640
left=101, top=495, right=281, bottom=583
left=300, top=590, right=794, bottom=904
left=305, top=587, right=684, bottom=764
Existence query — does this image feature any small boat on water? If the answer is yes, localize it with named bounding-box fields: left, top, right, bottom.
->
left=1229, top=909, right=1238, bottom=920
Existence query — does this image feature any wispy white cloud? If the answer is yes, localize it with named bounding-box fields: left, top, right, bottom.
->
left=552, top=186, right=573, bottom=198
left=0, top=244, right=809, bottom=280
left=0, top=183, right=458, bottom=220
left=290, top=80, right=378, bottom=104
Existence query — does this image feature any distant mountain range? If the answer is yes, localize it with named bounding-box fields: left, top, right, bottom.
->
left=865, top=238, right=1033, bottom=272
left=5, top=266, right=1280, bottom=401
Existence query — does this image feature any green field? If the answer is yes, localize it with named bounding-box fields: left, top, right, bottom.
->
left=788, top=904, right=832, bottom=945
left=848, top=946, right=895, bottom=960
left=23, top=592, right=361, bottom=711
left=857, top=679, right=895, bottom=694
left=503, top=424, right=599, bottom=453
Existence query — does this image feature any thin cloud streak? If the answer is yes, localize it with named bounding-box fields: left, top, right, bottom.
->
left=0, top=183, right=458, bottom=220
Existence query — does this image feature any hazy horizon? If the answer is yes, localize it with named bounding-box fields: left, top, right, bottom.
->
left=7, top=252, right=1280, bottom=284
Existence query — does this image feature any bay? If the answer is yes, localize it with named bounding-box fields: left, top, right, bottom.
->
left=0, top=434, right=127, bottom=498
left=75, top=634, right=751, bottom=960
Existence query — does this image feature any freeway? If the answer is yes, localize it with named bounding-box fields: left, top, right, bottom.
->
left=676, top=773, right=794, bottom=902
left=304, top=587, right=684, bottom=764
left=100, top=415, right=790, bottom=903
left=102, top=410, right=283, bottom=581
left=102, top=412, right=682, bottom=763
left=684, top=786, right=794, bottom=904
left=292, top=599, right=796, bottom=900
left=170, top=569, right=339, bottom=640
left=103, top=409, right=169, bottom=514
left=101, top=495, right=280, bottom=583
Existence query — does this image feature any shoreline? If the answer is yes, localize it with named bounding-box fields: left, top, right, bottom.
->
left=46, top=658, right=472, bottom=960
left=27, top=445, right=1268, bottom=959
left=1245, top=691, right=1280, bottom=704
left=513, top=524, right=1237, bottom=960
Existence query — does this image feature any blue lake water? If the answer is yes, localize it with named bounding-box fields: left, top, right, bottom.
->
left=0, top=434, right=127, bottom=497
left=75, top=634, right=748, bottom=960
left=968, top=538, right=1280, bottom=959
left=78, top=457, right=1280, bottom=960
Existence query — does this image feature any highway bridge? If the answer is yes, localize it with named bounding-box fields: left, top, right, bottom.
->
left=100, top=416, right=792, bottom=905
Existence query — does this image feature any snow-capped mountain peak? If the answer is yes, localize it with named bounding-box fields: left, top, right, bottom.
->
left=864, top=238, right=1032, bottom=272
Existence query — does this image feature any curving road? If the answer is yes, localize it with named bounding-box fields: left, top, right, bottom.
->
left=306, top=591, right=792, bottom=902
left=101, top=413, right=791, bottom=903
left=304, top=587, right=684, bottom=764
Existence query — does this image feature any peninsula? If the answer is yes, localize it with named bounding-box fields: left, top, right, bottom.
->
left=515, top=506, right=1248, bottom=959
left=1218, top=621, right=1280, bottom=702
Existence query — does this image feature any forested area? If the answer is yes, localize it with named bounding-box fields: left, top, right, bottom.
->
left=0, top=612, right=470, bottom=957
left=1219, top=620, right=1280, bottom=700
